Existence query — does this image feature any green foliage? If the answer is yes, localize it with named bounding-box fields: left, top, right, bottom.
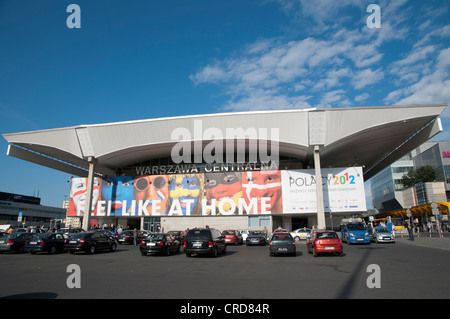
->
left=401, top=165, right=437, bottom=188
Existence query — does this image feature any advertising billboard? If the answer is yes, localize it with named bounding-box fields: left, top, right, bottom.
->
left=67, top=167, right=366, bottom=217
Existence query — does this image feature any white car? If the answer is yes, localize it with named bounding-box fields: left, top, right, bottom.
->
left=290, top=228, right=311, bottom=241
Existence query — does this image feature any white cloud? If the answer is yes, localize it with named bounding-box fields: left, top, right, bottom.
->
left=190, top=0, right=448, bottom=112
left=386, top=47, right=450, bottom=108
left=190, top=31, right=385, bottom=110
left=351, top=68, right=384, bottom=89
left=355, top=93, right=369, bottom=102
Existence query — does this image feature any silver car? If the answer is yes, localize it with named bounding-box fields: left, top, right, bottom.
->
left=370, top=227, right=395, bottom=243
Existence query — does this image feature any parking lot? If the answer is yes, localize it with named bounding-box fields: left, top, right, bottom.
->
left=1, top=236, right=449, bottom=301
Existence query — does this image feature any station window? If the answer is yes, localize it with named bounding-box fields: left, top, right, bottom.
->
left=248, top=216, right=271, bottom=228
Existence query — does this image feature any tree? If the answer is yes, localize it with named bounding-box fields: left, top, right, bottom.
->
left=401, top=165, right=436, bottom=188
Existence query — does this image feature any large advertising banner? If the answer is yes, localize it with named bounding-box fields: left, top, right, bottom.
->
left=281, top=167, right=366, bottom=213
left=67, top=167, right=365, bottom=217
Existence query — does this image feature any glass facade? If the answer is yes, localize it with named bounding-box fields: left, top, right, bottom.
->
left=370, top=154, right=414, bottom=210
left=370, top=141, right=450, bottom=211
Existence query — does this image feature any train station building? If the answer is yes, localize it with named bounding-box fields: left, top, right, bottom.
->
left=2, top=104, right=447, bottom=232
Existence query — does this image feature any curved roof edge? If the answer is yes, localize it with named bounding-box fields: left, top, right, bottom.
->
left=3, top=104, right=447, bottom=178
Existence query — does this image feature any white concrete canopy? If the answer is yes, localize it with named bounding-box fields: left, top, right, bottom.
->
left=3, top=104, right=447, bottom=181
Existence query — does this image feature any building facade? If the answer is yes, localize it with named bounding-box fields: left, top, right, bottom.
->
left=371, top=141, right=450, bottom=213
left=0, top=192, right=66, bottom=229
left=3, top=104, right=447, bottom=232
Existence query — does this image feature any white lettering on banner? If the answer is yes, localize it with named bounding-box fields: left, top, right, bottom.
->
left=281, top=167, right=366, bottom=214
left=201, top=197, right=266, bottom=216
left=75, top=167, right=366, bottom=217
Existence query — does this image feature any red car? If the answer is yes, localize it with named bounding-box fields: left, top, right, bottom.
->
left=307, top=230, right=343, bottom=257
left=222, top=230, right=243, bottom=245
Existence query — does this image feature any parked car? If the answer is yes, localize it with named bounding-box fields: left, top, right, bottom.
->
left=95, top=229, right=119, bottom=242
left=307, top=230, right=343, bottom=257
left=168, top=231, right=185, bottom=244
left=222, top=230, right=243, bottom=245
left=57, top=228, right=85, bottom=235
left=140, top=233, right=180, bottom=256
left=370, top=227, right=395, bottom=243
left=25, top=232, right=68, bottom=254
left=118, top=229, right=148, bottom=244
left=290, top=228, right=311, bottom=241
left=246, top=230, right=267, bottom=246
left=117, top=230, right=135, bottom=244
left=65, top=231, right=117, bottom=254
left=184, top=228, right=226, bottom=257
left=269, top=232, right=296, bottom=256
left=0, top=232, right=37, bottom=253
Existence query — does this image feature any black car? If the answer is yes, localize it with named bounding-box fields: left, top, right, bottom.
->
left=25, top=232, right=67, bottom=254
left=184, top=228, right=226, bottom=257
left=0, top=232, right=37, bottom=253
left=117, top=230, right=135, bottom=244
left=269, top=232, right=296, bottom=256
left=95, top=229, right=119, bottom=242
left=65, top=231, right=117, bottom=254
left=246, top=230, right=267, bottom=246
left=140, top=233, right=180, bottom=256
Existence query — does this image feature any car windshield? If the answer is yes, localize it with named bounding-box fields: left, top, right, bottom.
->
left=186, top=229, right=210, bottom=240
left=146, top=234, right=165, bottom=240
left=34, top=233, right=53, bottom=240
left=249, top=231, right=263, bottom=236
left=122, top=230, right=134, bottom=235
left=3, top=233, right=20, bottom=239
left=168, top=231, right=180, bottom=235
left=347, top=223, right=367, bottom=231
left=71, top=233, right=89, bottom=239
left=375, top=227, right=390, bottom=233
left=222, top=231, right=235, bottom=235
left=317, top=232, right=338, bottom=239
left=272, top=234, right=292, bottom=241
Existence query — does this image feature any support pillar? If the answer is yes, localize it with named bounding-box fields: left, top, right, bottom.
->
left=82, top=157, right=97, bottom=231
left=314, top=145, right=326, bottom=229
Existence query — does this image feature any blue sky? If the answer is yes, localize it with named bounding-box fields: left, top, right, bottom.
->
left=1, top=0, right=449, bottom=208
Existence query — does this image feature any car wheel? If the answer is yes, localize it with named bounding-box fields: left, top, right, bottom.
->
left=165, top=246, right=170, bottom=256
left=186, top=253, right=191, bottom=257
left=212, top=247, right=218, bottom=257
left=110, top=243, right=117, bottom=252
left=49, top=246, right=56, bottom=255
left=89, top=245, right=96, bottom=255
left=312, top=248, right=318, bottom=257
left=222, top=245, right=227, bottom=254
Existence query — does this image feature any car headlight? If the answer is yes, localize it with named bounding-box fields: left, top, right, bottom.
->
left=365, top=232, right=369, bottom=236
left=349, top=233, right=354, bottom=237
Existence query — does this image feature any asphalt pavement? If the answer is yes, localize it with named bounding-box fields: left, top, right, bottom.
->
left=394, top=231, right=450, bottom=251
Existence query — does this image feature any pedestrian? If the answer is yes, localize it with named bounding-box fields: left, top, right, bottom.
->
left=263, top=226, right=268, bottom=240
left=406, top=221, right=414, bottom=241
left=133, top=228, right=138, bottom=246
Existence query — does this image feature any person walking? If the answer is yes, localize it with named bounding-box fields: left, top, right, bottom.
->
left=133, top=228, right=138, bottom=246
left=406, top=221, right=414, bottom=241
